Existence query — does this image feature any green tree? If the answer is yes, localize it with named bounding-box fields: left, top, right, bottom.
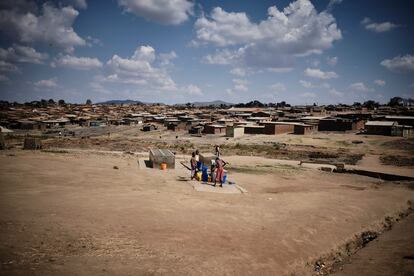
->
left=363, top=100, right=379, bottom=109
left=388, top=97, right=402, bottom=107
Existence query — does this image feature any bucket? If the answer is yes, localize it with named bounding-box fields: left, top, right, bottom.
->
left=196, top=171, right=202, bottom=181
left=202, top=166, right=209, bottom=182
left=160, top=163, right=167, bottom=170
left=222, top=173, right=227, bottom=184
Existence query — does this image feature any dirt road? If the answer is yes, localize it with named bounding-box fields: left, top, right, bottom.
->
left=0, top=150, right=413, bottom=275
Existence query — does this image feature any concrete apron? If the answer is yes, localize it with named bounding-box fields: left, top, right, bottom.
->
left=191, top=181, right=244, bottom=194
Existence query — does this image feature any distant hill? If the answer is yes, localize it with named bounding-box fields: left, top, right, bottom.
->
left=189, top=100, right=234, bottom=107
left=97, top=99, right=144, bottom=105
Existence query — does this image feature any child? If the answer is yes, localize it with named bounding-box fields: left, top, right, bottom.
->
left=213, top=157, right=227, bottom=187
left=190, top=152, right=197, bottom=180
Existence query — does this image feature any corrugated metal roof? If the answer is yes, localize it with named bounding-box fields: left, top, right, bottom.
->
left=385, top=116, right=414, bottom=120
left=365, top=121, right=396, bottom=126
left=301, top=116, right=328, bottom=120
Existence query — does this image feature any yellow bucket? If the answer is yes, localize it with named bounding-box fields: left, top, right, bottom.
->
left=160, top=163, right=167, bottom=170
left=196, top=172, right=202, bottom=181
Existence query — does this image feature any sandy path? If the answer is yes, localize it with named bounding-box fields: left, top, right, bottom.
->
left=353, top=154, right=414, bottom=178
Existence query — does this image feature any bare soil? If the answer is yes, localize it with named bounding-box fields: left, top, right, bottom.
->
left=332, top=213, right=414, bottom=276
left=1, top=150, right=414, bottom=275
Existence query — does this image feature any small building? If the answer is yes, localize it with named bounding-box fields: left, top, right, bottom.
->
left=41, top=118, right=70, bottom=128
left=384, top=116, right=414, bottom=127
left=318, top=117, right=362, bottom=132
left=142, top=124, right=157, bottom=132
left=294, top=123, right=316, bottom=135
left=246, top=117, right=271, bottom=124
left=244, top=125, right=265, bottom=135
left=188, top=125, right=203, bottom=135
left=89, top=120, right=105, bottom=127
left=391, top=125, right=413, bottom=137
left=163, top=118, right=180, bottom=127
left=203, top=124, right=226, bottom=135
left=252, top=111, right=271, bottom=117
left=365, top=121, right=397, bottom=136
left=167, top=122, right=187, bottom=131
left=263, top=122, right=296, bottom=135
left=16, top=120, right=44, bottom=130
left=149, top=148, right=175, bottom=169
left=217, top=118, right=234, bottom=126
left=226, top=126, right=244, bottom=138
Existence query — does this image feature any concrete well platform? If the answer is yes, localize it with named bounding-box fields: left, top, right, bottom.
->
left=191, top=181, right=246, bottom=194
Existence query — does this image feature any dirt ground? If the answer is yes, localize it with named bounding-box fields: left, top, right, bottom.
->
left=332, top=213, right=414, bottom=276
left=7, top=125, right=414, bottom=166
left=1, top=149, right=414, bottom=275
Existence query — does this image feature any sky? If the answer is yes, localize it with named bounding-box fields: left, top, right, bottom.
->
left=0, top=0, right=413, bottom=105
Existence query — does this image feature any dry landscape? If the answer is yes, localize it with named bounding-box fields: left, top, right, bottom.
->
left=1, top=0, right=414, bottom=274
left=1, top=125, right=414, bottom=275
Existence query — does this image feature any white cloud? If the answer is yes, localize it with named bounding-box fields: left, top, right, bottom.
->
left=86, top=36, right=103, bottom=47
left=361, top=17, right=400, bottom=33
left=69, top=0, right=87, bottom=9
left=381, top=54, right=414, bottom=72
left=98, top=45, right=177, bottom=92
left=34, top=77, right=59, bottom=89
left=0, top=44, right=48, bottom=64
left=89, top=81, right=110, bottom=94
left=348, top=82, right=373, bottom=92
left=51, top=55, right=103, bottom=70
left=326, top=56, right=338, bottom=66
left=299, top=80, right=313, bottom=88
left=0, top=60, right=19, bottom=73
left=328, top=88, right=343, bottom=97
left=202, top=49, right=243, bottom=65
left=304, top=68, right=338, bottom=79
left=183, top=84, right=203, bottom=96
left=267, top=67, right=293, bottom=73
left=195, top=0, right=341, bottom=68
left=0, top=3, right=85, bottom=52
left=230, top=67, right=249, bottom=77
left=118, top=0, right=194, bottom=25
left=269, top=82, right=286, bottom=93
left=300, top=92, right=316, bottom=98
left=226, top=79, right=249, bottom=95
left=159, top=51, right=177, bottom=67
left=232, top=79, right=249, bottom=92
left=299, top=79, right=330, bottom=89
left=374, top=79, right=386, bottom=86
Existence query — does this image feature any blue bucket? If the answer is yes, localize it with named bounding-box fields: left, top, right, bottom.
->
left=202, top=166, right=209, bottom=182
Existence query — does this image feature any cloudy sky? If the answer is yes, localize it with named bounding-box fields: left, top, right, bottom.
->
left=0, top=0, right=413, bottom=104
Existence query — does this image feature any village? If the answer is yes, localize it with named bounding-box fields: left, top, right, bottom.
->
left=1, top=0, right=414, bottom=274
left=0, top=99, right=414, bottom=275
left=1, top=99, right=413, bottom=140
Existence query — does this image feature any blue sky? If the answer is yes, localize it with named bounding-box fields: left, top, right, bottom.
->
left=0, top=0, right=413, bottom=104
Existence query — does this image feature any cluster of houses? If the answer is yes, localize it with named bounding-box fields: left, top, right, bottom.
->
left=0, top=104, right=413, bottom=137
